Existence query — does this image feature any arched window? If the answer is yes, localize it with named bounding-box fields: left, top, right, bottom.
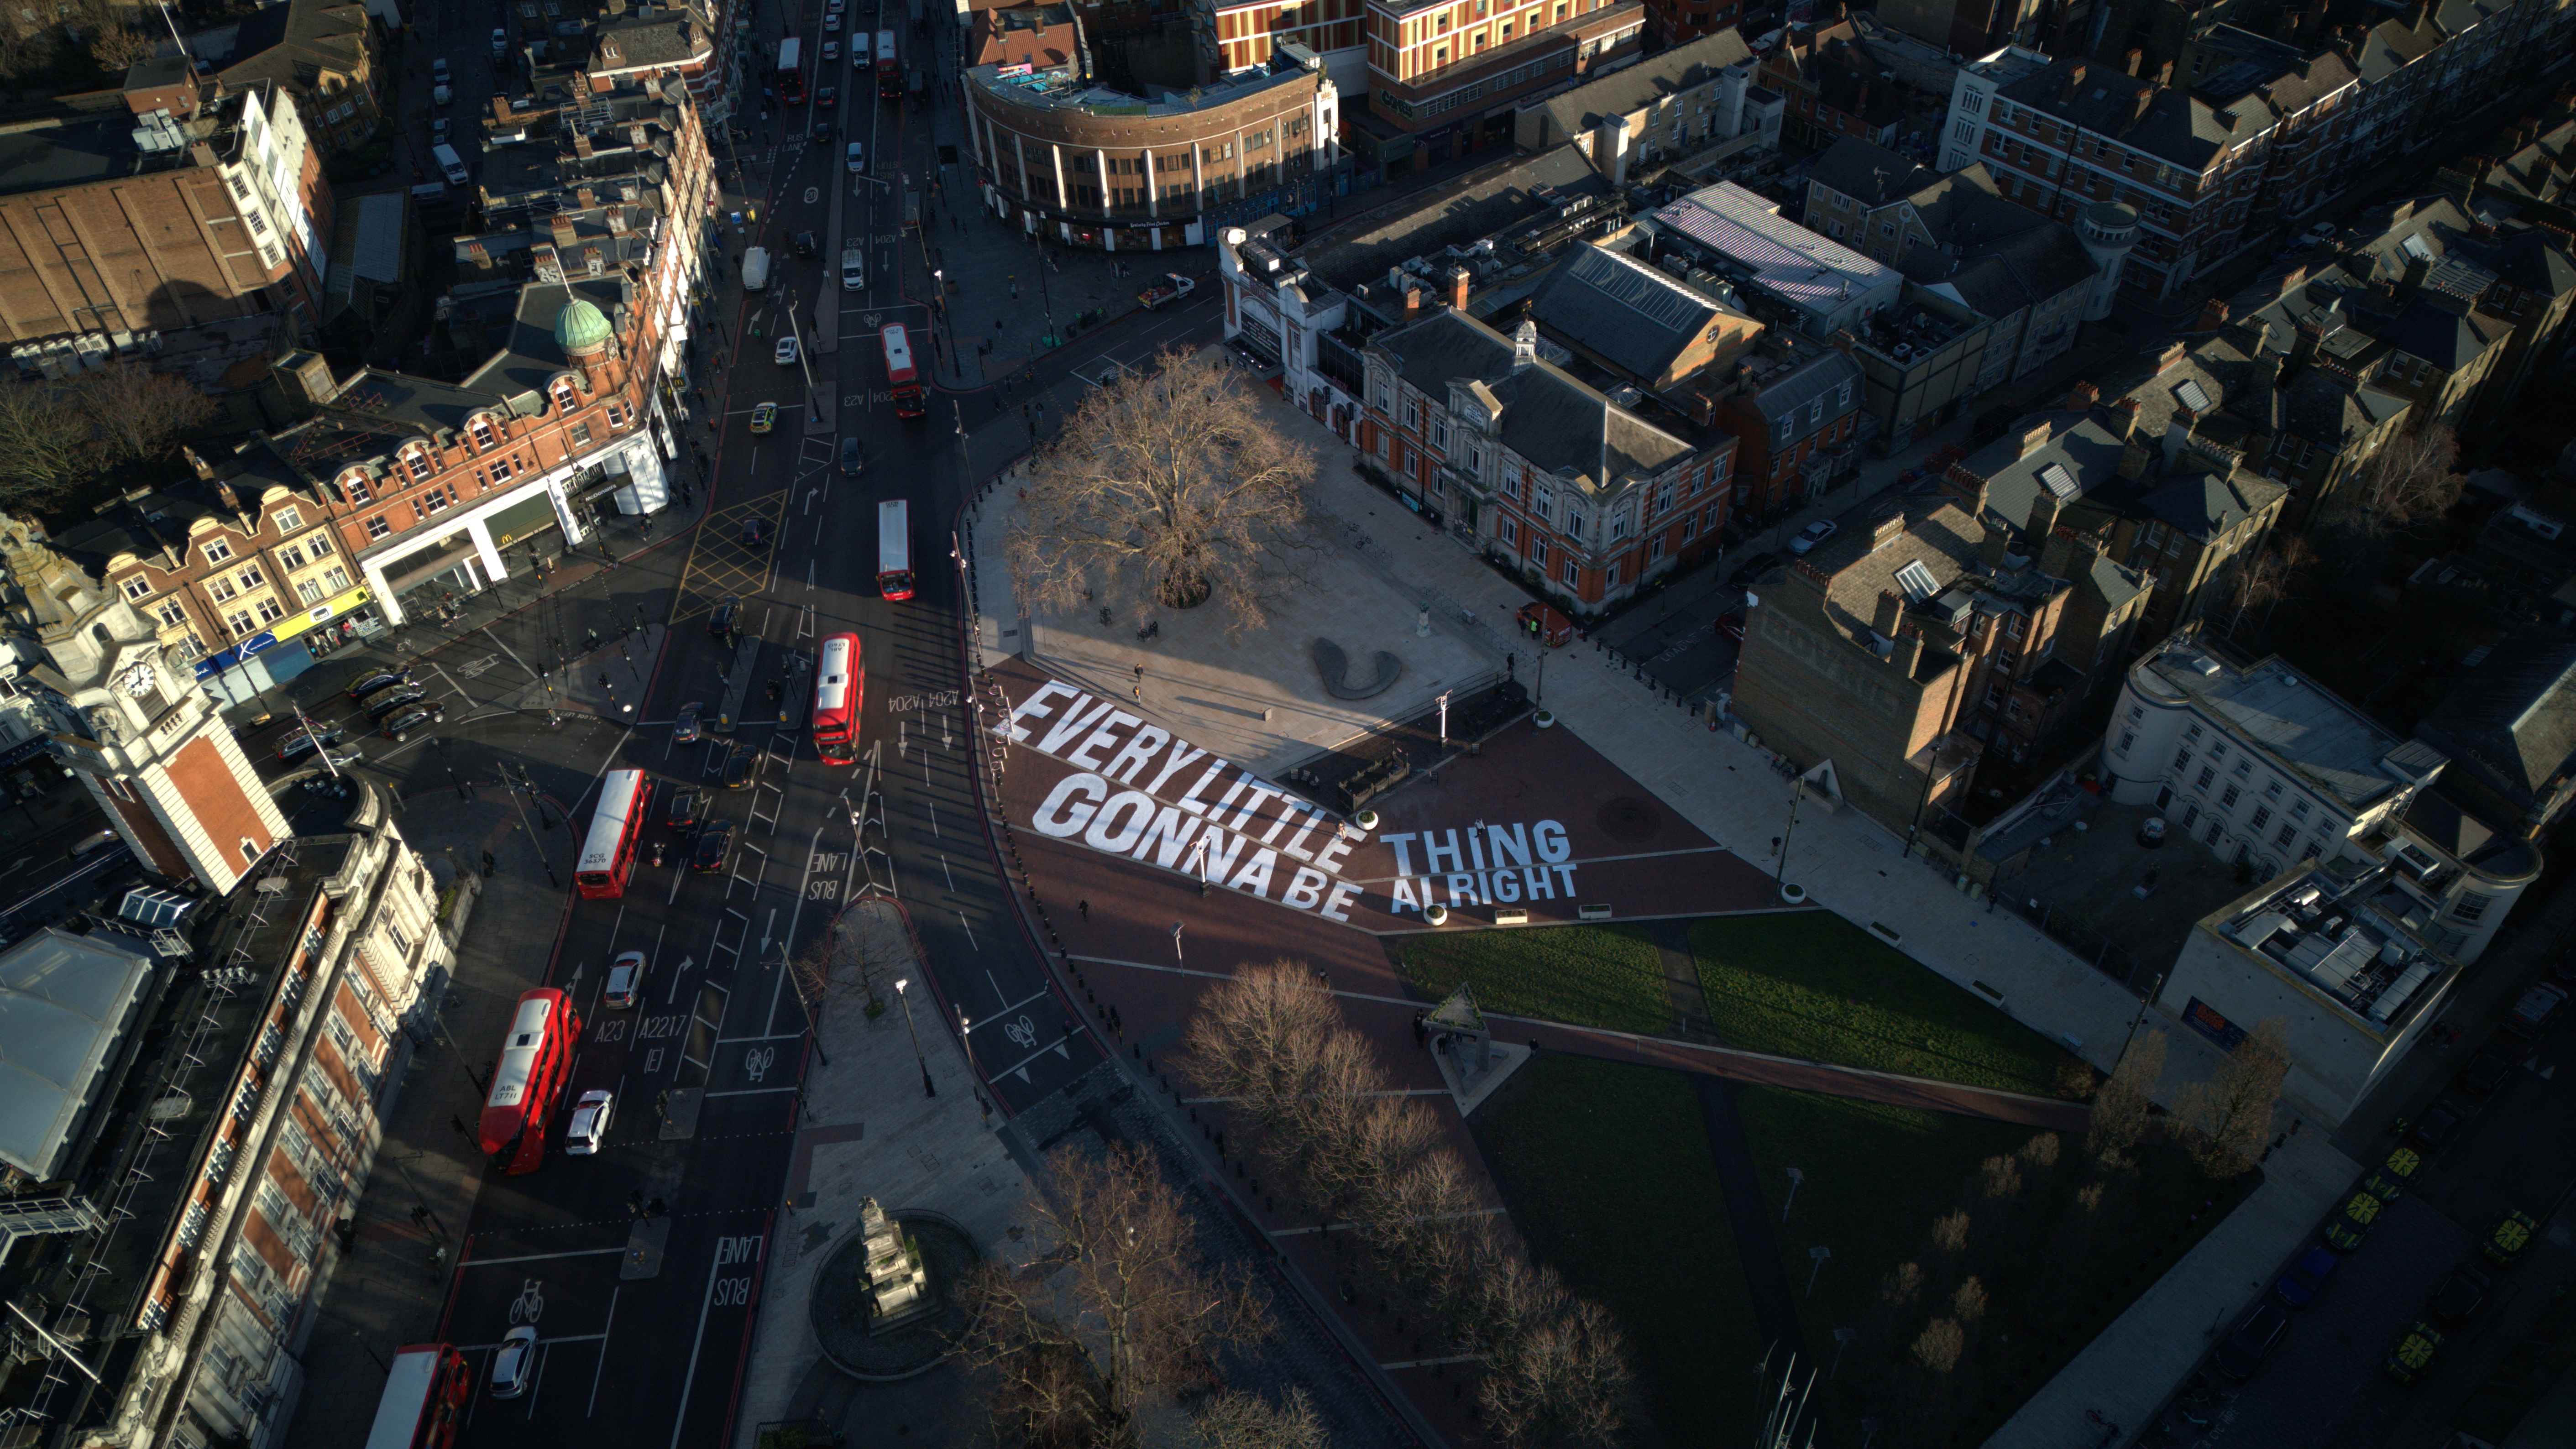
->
left=468, top=415, right=499, bottom=451
left=400, top=446, right=433, bottom=481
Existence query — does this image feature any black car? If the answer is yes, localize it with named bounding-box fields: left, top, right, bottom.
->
left=1728, top=551, right=1783, bottom=586
left=839, top=436, right=863, bottom=476
left=666, top=789, right=707, bottom=832
left=2456, top=1047, right=2515, bottom=1099
left=741, top=517, right=771, bottom=550
left=346, top=670, right=412, bottom=702
left=378, top=703, right=446, bottom=739
left=721, top=744, right=754, bottom=790
left=707, top=596, right=740, bottom=639
left=2429, top=1265, right=2492, bottom=1327
left=364, top=686, right=431, bottom=721
left=794, top=229, right=818, bottom=257
left=2213, top=1302, right=2289, bottom=1381
left=2410, top=1099, right=2471, bottom=1156
left=277, top=724, right=346, bottom=762
left=690, top=819, right=735, bottom=873
left=816, top=86, right=838, bottom=109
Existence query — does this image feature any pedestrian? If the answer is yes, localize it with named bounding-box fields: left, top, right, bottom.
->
left=1134, top=664, right=1145, bottom=683
left=481, top=849, right=497, bottom=878
left=1413, top=1012, right=1429, bottom=1047
left=1077, top=899, right=1089, bottom=921
left=1132, top=683, right=1141, bottom=702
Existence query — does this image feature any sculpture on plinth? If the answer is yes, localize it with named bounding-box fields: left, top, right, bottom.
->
left=859, top=1197, right=931, bottom=1333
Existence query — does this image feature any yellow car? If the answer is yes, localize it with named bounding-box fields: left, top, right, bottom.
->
left=749, top=401, right=777, bottom=434
left=2386, top=1321, right=2442, bottom=1384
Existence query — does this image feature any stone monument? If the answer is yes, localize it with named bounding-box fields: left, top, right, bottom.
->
left=859, top=1197, right=931, bottom=1332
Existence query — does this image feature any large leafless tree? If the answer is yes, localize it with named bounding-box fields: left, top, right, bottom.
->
left=83, top=363, right=216, bottom=466
left=2087, top=1028, right=2167, bottom=1171
left=1007, top=346, right=1314, bottom=637
left=2174, top=1019, right=2292, bottom=1178
left=956, top=1142, right=1270, bottom=1445
left=2326, top=424, right=2464, bottom=537
left=1190, top=1388, right=1330, bottom=1449
left=0, top=382, right=96, bottom=514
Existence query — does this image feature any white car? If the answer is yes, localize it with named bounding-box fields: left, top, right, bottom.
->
left=431, top=57, right=450, bottom=83
left=1789, top=518, right=1838, bottom=554
left=604, top=950, right=646, bottom=1009
left=845, top=141, right=866, bottom=174
left=431, top=117, right=450, bottom=142
left=775, top=335, right=800, bottom=366
left=823, top=9, right=841, bottom=29
left=492, top=26, right=509, bottom=55
left=565, top=1089, right=614, bottom=1155
left=490, top=1325, right=538, bottom=1398
left=822, top=41, right=839, bottom=63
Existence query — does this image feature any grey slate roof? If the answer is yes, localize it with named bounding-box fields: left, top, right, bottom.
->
left=2138, top=641, right=2423, bottom=811
left=1536, top=28, right=1754, bottom=141
left=1747, top=350, right=1864, bottom=450
left=1806, top=137, right=1936, bottom=208
left=1368, top=310, right=1696, bottom=486
left=462, top=278, right=629, bottom=408
left=1293, top=145, right=1611, bottom=296
left=1525, top=243, right=1744, bottom=381
left=1996, top=60, right=2270, bottom=173
left=2417, top=628, right=2576, bottom=812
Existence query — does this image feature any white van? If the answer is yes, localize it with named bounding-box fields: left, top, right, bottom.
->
left=431, top=142, right=469, bottom=185
left=68, top=828, right=122, bottom=863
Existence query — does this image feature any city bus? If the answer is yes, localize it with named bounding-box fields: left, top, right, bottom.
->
left=478, top=989, right=582, bottom=1175
left=878, top=500, right=914, bottom=602
left=812, top=633, right=863, bottom=765
left=875, top=29, right=901, bottom=99
left=777, top=36, right=805, bottom=104
left=364, top=1344, right=471, bottom=1449
left=881, top=323, right=925, bottom=418
left=573, top=768, right=654, bottom=899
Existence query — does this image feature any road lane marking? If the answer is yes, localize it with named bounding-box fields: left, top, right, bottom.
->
left=457, top=1246, right=629, bottom=1268
left=585, top=1286, right=622, bottom=1417
left=669, top=1235, right=766, bottom=1449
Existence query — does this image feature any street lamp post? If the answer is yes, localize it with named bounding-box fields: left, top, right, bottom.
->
left=893, top=977, right=936, bottom=1098
left=1782, top=1166, right=1805, bottom=1224
left=1772, top=775, right=1807, bottom=900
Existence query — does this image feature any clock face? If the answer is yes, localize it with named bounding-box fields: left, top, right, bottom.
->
left=118, top=664, right=157, bottom=699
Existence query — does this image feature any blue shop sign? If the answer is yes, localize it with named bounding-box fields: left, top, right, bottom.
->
left=191, top=630, right=280, bottom=680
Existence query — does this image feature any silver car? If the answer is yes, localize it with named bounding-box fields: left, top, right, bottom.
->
left=490, top=1325, right=538, bottom=1398
left=564, top=1090, right=614, bottom=1155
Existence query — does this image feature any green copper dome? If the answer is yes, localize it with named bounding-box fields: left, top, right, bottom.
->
left=554, top=297, right=612, bottom=354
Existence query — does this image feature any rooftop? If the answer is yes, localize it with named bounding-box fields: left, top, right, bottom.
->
left=1367, top=309, right=1700, bottom=489
left=2136, top=638, right=2440, bottom=813
left=2416, top=628, right=2576, bottom=813
left=0, top=929, right=158, bottom=1180
left=1294, top=144, right=1616, bottom=298
left=1526, top=26, right=1754, bottom=141
left=967, top=44, right=1321, bottom=116
left=2216, top=866, right=2451, bottom=1029
left=1524, top=242, right=1753, bottom=382
left=1650, top=181, right=1900, bottom=319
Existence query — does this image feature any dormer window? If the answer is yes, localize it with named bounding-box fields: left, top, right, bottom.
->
left=402, top=447, right=433, bottom=482
left=551, top=379, right=579, bottom=411
left=121, top=576, right=153, bottom=601
left=274, top=507, right=301, bottom=533
left=202, top=539, right=234, bottom=565
left=469, top=417, right=499, bottom=450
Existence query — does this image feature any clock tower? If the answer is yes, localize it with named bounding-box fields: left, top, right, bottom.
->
left=0, top=520, right=290, bottom=895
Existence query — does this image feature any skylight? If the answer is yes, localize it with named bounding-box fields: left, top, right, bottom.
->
left=2174, top=378, right=2213, bottom=413
left=1894, top=559, right=1941, bottom=602
left=2399, top=233, right=2435, bottom=262
left=2038, top=462, right=2079, bottom=501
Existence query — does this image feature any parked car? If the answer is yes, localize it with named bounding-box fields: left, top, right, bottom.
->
left=2274, top=1245, right=2340, bottom=1308
left=839, top=436, right=863, bottom=476
left=2386, top=1321, right=2443, bottom=1385
left=430, top=57, right=450, bottom=84
left=431, top=117, right=450, bottom=142
left=665, top=789, right=707, bottom=832
left=1728, top=551, right=1782, bottom=585
left=2365, top=1147, right=2423, bottom=1202
left=365, top=686, right=430, bottom=721
left=823, top=7, right=841, bottom=28
left=691, top=818, right=735, bottom=873
left=2213, top=1302, right=2289, bottom=1381
left=604, top=950, right=647, bottom=1009
left=490, top=1325, right=538, bottom=1398
left=2456, top=1046, right=2515, bottom=1099
left=674, top=701, right=704, bottom=743
left=492, top=25, right=509, bottom=54
left=347, top=670, right=412, bottom=702
left=2408, top=1101, right=2469, bottom=1156
left=2484, top=1209, right=2537, bottom=1268
left=378, top=703, right=445, bottom=740
left=750, top=401, right=777, bottom=434
left=775, top=335, right=800, bottom=366
left=2324, top=1189, right=2384, bottom=1251
left=564, top=1089, right=614, bottom=1154
left=2429, top=1265, right=2492, bottom=1327
left=2503, top=983, right=2568, bottom=1039
left=277, top=724, right=346, bottom=763
left=1789, top=519, right=1838, bottom=554
left=722, top=744, right=754, bottom=790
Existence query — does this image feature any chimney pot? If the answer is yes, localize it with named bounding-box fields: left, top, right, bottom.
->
left=2016, top=418, right=2053, bottom=459
left=2065, top=381, right=2099, bottom=411
left=1449, top=265, right=1471, bottom=312
left=1874, top=589, right=1904, bottom=639
left=2196, top=297, right=2230, bottom=331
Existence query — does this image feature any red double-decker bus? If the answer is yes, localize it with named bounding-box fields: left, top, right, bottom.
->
left=882, top=323, right=925, bottom=418
left=574, top=768, right=653, bottom=899
left=777, top=37, right=805, bottom=104
left=365, top=1344, right=471, bottom=1449
left=478, top=989, right=581, bottom=1174
left=875, top=29, right=901, bottom=99
left=812, top=633, right=864, bottom=765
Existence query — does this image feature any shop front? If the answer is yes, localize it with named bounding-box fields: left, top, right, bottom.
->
left=358, top=472, right=598, bottom=625
left=195, top=584, right=381, bottom=707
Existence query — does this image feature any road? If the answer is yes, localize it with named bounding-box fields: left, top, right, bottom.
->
left=339, top=3, right=1217, bottom=1440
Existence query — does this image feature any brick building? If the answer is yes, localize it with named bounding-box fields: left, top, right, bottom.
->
left=1511, top=26, right=1776, bottom=182
left=201, top=0, right=386, bottom=158
left=1196, top=0, right=1371, bottom=95
left=0, top=77, right=330, bottom=373
left=1362, top=0, right=1647, bottom=145
left=1759, top=14, right=1911, bottom=152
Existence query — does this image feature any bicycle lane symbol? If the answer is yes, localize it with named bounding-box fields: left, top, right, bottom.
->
left=1002, top=1016, right=1037, bottom=1050
left=743, top=1045, right=777, bottom=1083
left=508, top=1278, right=545, bottom=1325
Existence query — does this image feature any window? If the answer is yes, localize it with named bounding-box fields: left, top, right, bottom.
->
left=2289, top=799, right=2311, bottom=821
left=469, top=416, right=498, bottom=450
left=1402, top=398, right=1421, bottom=431
left=1533, top=538, right=1550, bottom=566
left=570, top=421, right=595, bottom=448
left=2451, top=891, right=2492, bottom=924
left=417, top=488, right=453, bottom=520
left=228, top=609, right=256, bottom=636
left=255, top=597, right=285, bottom=626
left=1561, top=558, right=1577, bottom=585
left=344, top=474, right=372, bottom=503
left=2233, top=757, right=2254, bottom=778
left=487, top=456, right=516, bottom=486
left=235, top=565, right=265, bottom=591
left=324, top=565, right=351, bottom=591
left=296, top=577, right=325, bottom=604
left=606, top=401, right=629, bottom=429
left=202, top=539, right=235, bottom=565
left=2249, top=806, right=2272, bottom=831
left=2184, top=723, right=2204, bottom=742
left=1501, top=516, right=1518, bottom=546
left=208, top=576, right=238, bottom=604
left=2220, top=785, right=2242, bottom=809
left=303, top=533, right=330, bottom=558
left=121, top=576, right=152, bottom=601
left=155, top=601, right=188, bottom=629
left=365, top=514, right=391, bottom=540
left=277, top=543, right=306, bottom=570
left=402, top=449, right=432, bottom=481
left=1682, top=514, right=1696, bottom=541
left=2263, top=779, right=2284, bottom=801
left=2173, top=748, right=2193, bottom=770
left=2275, top=824, right=2299, bottom=849
left=274, top=507, right=301, bottom=533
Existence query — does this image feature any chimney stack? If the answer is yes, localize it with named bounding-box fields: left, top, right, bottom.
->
left=180, top=445, right=214, bottom=481
left=2124, top=47, right=2143, bottom=76
left=2040, top=524, right=2079, bottom=581
left=2027, top=490, right=2063, bottom=546
left=2163, top=408, right=2198, bottom=465
left=2196, top=297, right=2230, bottom=332
left=2016, top=418, right=2054, bottom=459
left=2156, top=340, right=2187, bottom=374
left=2065, top=380, right=2099, bottom=411
left=1871, top=511, right=1907, bottom=550
left=1449, top=265, right=1472, bottom=312
left=1874, top=589, right=1904, bottom=639
left=2112, top=395, right=2143, bottom=439
left=2063, top=62, right=2088, bottom=100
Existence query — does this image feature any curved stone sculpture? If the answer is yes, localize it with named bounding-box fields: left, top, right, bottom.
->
left=1313, top=638, right=1404, bottom=701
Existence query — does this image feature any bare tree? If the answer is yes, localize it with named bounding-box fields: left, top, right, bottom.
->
left=1910, top=1318, right=1965, bottom=1374
left=2326, top=424, right=2464, bottom=537
left=79, top=364, right=215, bottom=466
left=2174, top=1020, right=2292, bottom=1178
left=1052, top=1143, right=1269, bottom=1421
left=1178, top=959, right=1341, bottom=1138
left=2222, top=534, right=2318, bottom=643
left=1191, top=1388, right=1329, bottom=1449
left=1471, top=1257, right=1634, bottom=1449
left=1007, top=345, right=1315, bottom=637
left=60, top=0, right=151, bottom=72
left=1950, top=1277, right=1988, bottom=1327
left=953, top=1269, right=1109, bottom=1447
left=0, top=382, right=98, bottom=514
left=2088, top=1029, right=2167, bottom=1170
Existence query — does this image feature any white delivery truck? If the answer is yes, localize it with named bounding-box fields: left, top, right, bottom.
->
left=431, top=143, right=469, bottom=185
left=840, top=246, right=866, bottom=292
left=742, top=246, right=771, bottom=292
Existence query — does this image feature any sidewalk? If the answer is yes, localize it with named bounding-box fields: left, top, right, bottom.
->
left=1250, top=376, right=2357, bottom=1449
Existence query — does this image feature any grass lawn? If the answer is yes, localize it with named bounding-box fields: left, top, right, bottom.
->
left=1471, top=1053, right=1764, bottom=1448
left=1689, top=913, right=2086, bottom=1097
left=1394, top=922, right=1673, bottom=1035
left=1736, top=1088, right=2251, bottom=1445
